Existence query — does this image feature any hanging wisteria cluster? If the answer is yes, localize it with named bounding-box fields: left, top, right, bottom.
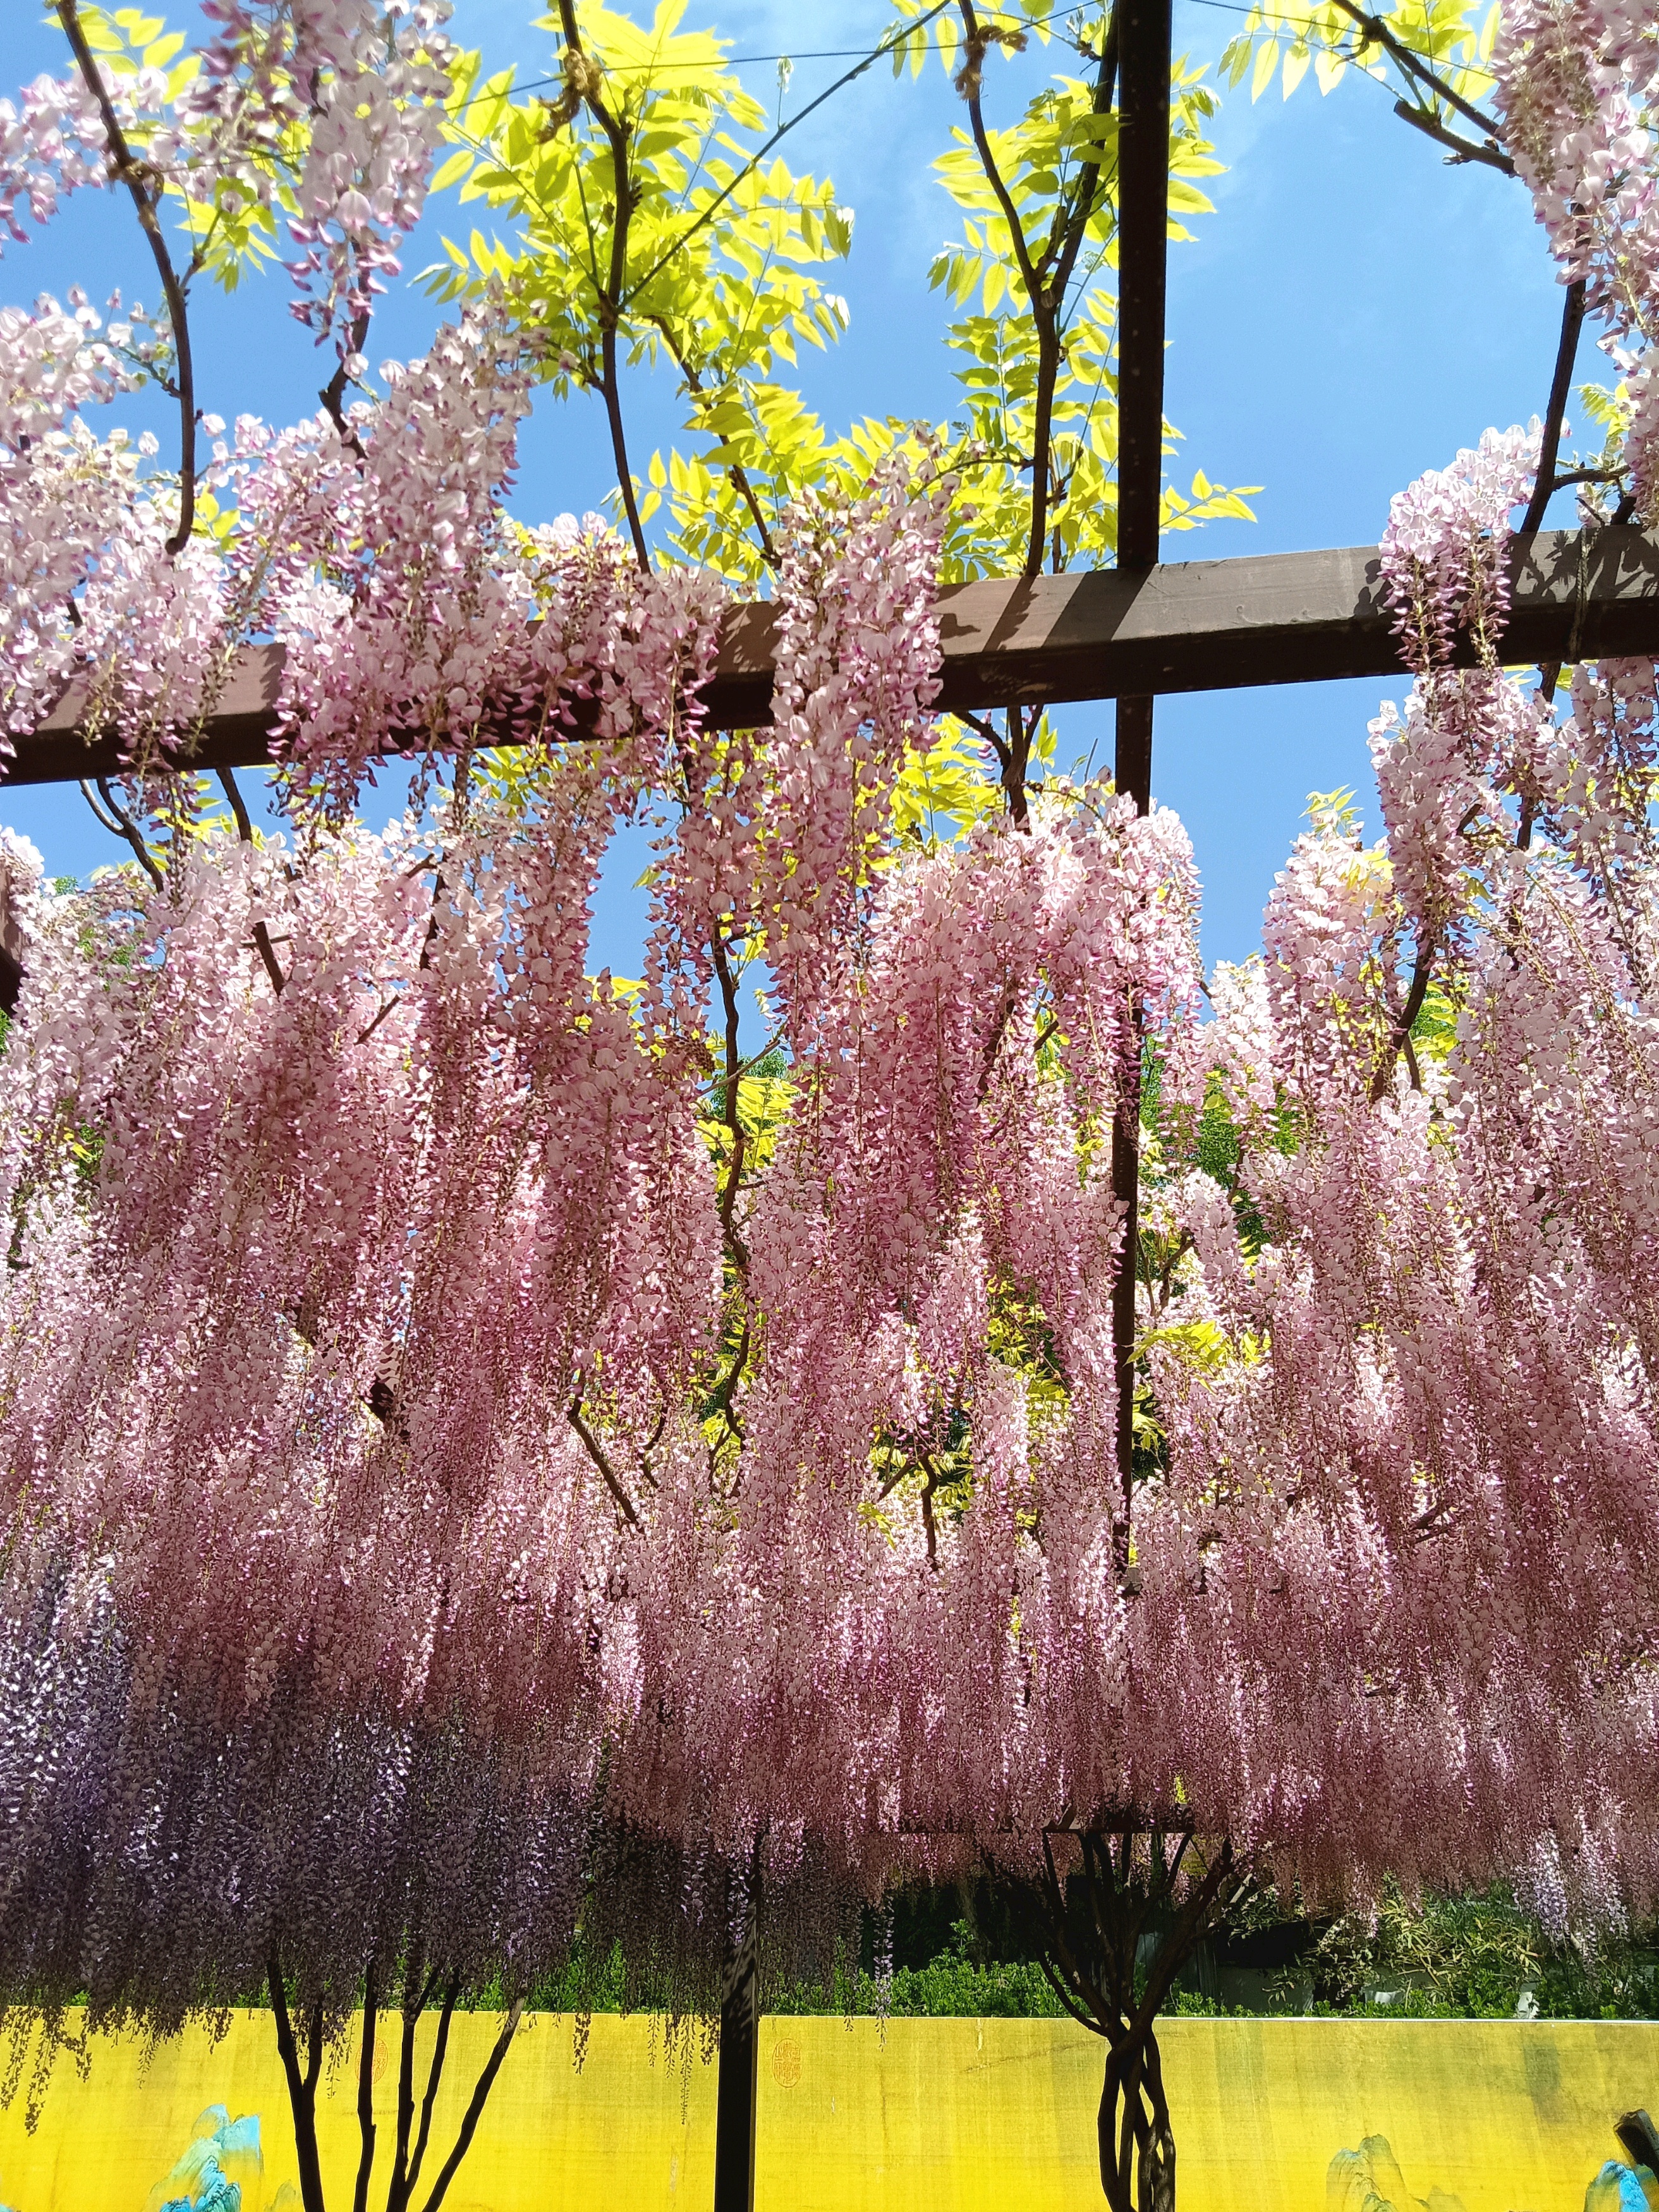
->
left=3, top=325, right=1657, bottom=1985
left=1495, top=0, right=1659, bottom=999
left=1496, top=0, right=1659, bottom=518
left=0, top=3, right=454, bottom=343
left=0, top=7, right=1656, bottom=2194
left=1158, top=422, right=1659, bottom=1929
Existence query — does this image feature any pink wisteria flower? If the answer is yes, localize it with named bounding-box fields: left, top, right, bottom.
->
left=0, top=0, right=1655, bottom=2133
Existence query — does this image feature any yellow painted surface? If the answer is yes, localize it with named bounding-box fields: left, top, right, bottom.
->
left=0, top=2010, right=1652, bottom=2212
left=754, top=2017, right=1659, bottom=2211
left=0, top=2013, right=713, bottom=2212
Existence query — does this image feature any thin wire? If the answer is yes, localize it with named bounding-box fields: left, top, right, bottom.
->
left=448, top=41, right=990, bottom=102
left=445, top=3, right=1495, bottom=113
left=446, top=1, right=1079, bottom=107
left=1179, top=0, right=1497, bottom=87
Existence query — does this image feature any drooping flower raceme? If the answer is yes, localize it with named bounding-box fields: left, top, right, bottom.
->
left=1496, top=0, right=1659, bottom=517
left=1, top=92, right=1658, bottom=2034
left=1, top=6, right=455, bottom=350
left=1, top=297, right=155, bottom=748
left=0, top=71, right=114, bottom=245
left=1148, top=429, right=1659, bottom=1930
left=1494, top=0, right=1659, bottom=990
left=1370, top=423, right=1540, bottom=952
left=6, top=421, right=1659, bottom=1982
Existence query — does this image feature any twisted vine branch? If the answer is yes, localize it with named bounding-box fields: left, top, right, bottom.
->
left=56, top=0, right=199, bottom=550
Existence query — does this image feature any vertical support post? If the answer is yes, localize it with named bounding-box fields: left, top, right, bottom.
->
left=0, top=882, right=23, bottom=1016
left=1112, top=0, right=1172, bottom=1528
left=1109, top=695, right=1152, bottom=1536
left=1111, top=691, right=1153, bottom=1531
left=712, top=1922, right=759, bottom=2212
left=1115, top=0, right=1174, bottom=579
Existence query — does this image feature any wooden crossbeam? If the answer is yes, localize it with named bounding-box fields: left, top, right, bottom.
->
left=8, top=527, right=1659, bottom=788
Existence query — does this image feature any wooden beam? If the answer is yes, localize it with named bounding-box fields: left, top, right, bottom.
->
left=9, top=528, right=1659, bottom=787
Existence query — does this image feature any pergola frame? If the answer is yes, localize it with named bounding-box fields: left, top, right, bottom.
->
left=3, top=4, right=1655, bottom=2208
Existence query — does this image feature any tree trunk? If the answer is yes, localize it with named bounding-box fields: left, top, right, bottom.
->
left=1097, top=2012, right=1174, bottom=2212
left=1019, top=1826, right=1242, bottom=2212
left=267, top=1948, right=328, bottom=2212
left=1135, top=2024, right=1176, bottom=2212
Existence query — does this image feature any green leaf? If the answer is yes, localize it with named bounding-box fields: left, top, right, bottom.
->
left=430, top=149, right=473, bottom=193
left=1220, top=33, right=1254, bottom=87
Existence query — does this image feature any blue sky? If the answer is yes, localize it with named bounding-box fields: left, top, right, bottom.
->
left=3, top=0, right=1585, bottom=972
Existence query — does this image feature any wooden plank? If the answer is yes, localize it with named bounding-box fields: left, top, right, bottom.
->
left=9, top=528, right=1659, bottom=787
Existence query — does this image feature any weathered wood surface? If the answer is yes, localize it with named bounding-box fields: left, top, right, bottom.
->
left=9, top=528, right=1659, bottom=787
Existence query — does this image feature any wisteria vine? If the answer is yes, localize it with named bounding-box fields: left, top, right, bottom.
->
left=0, top=4, right=1656, bottom=2209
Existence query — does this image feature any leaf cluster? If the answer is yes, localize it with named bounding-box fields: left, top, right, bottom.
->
left=930, top=46, right=1255, bottom=575
left=1295, top=1886, right=1659, bottom=2020
left=430, top=2, right=856, bottom=577
left=429, top=0, right=1257, bottom=588
left=1221, top=0, right=1493, bottom=118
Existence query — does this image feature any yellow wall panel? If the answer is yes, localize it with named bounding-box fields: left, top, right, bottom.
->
left=0, top=2010, right=1652, bottom=2211
left=753, top=2018, right=1659, bottom=2212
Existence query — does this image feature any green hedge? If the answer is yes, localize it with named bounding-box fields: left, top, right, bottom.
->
left=514, top=1890, right=1659, bottom=2022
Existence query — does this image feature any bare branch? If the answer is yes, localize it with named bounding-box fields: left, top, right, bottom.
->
left=555, top=3, right=650, bottom=569
left=267, top=1947, right=327, bottom=2212
left=710, top=932, right=752, bottom=1273
left=1544, top=464, right=1626, bottom=492
left=403, top=1977, right=460, bottom=2206
left=415, top=1999, right=523, bottom=2212
left=250, top=919, right=287, bottom=996
left=320, top=309, right=372, bottom=459
left=956, top=4, right=1045, bottom=305
left=1370, top=938, right=1435, bottom=1102
left=569, top=1396, right=641, bottom=1526
left=1043, top=9, right=1119, bottom=306
left=1391, top=97, right=1516, bottom=176
left=217, top=766, right=256, bottom=843
left=643, top=324, right=779, bottom=568
left=352, top=1958, right=379, bottom=2212
left=918, top=1449, right=945, bottom=1570
left=82, top=777, right=163, bottom=891
left=1521, top=279, right=1587, bottom=535
left=55, top=0, right=200, bottom=549
left=356, top=995, right=399, bottom=1046
left=958, top=708, right=1011, bottom=769
left=1329, top=0, right=1510, bottom=145
left=956, top=1, right=1067, bottom=580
